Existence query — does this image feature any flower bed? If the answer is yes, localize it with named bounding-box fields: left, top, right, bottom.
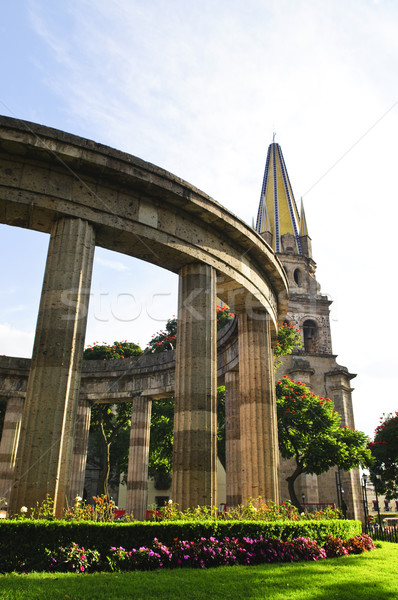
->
left=46, top=534, right=375, bottom=573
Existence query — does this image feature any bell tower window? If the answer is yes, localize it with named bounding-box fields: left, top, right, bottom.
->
left=293, top=268, right=302, bottom=286
left=303, top=319, right=318, bottom=353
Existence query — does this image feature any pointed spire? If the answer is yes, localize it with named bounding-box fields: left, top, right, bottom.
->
left=255, top=140, right=302, bottom=254
left=299, top=197, right=312, bottom=257
left=299, top=198, right=309, bottom=237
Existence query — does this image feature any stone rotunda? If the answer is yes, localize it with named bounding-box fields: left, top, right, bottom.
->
left=0, top=116, right=288, bottom=519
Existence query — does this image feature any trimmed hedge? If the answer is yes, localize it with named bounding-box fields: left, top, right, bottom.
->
left=0, top=519, right=361, bottom=573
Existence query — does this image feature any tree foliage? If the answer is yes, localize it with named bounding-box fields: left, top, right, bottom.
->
left=369, top=412, right=398, bottom=500
left=144, top=319, right=177, bottom=354
left=144, top=305, right=235, bottom=354
left=89, top=402, right=132, bottom=497
left=276, top=377, right=371, bottom=511
left=274, top=322, right=302, bottom=368
left=83, top=340, right=142, bottom=361
left=148, top=397, right=174, bottom=489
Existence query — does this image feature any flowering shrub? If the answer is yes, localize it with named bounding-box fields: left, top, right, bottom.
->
left=10, top=494, right=126, bottom=522
left=322, top=534, right=375, bottom=558
left=12, top=494, right=56, bottom=520
left=152, top=498, right=341, bottom=522
left=106, top=535, right=327, bottom=572
left=346, top=534, right=376, bottom=554
left=286, top=537, right=327, bottom=561
left=33, top=533, right=377, bottom=574
left=216, top=304, right=235, bottom=329
left=47, top=543, right=101, bottom=573
left=321, top=535, right=349, bottom=558
left=274, top=322, right=302, bottom=368
left=83, top=340, right=142, bottom=360
left=62, top=495, right=123, bottom=522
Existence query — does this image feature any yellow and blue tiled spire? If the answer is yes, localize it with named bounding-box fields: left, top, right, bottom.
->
left=255, top=141, right=304, bottom=254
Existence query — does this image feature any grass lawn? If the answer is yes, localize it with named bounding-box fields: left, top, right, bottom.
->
left=0, top=542, right=396, bottom=600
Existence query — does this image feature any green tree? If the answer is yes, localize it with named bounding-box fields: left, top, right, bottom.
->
left=89, top=402, right=132, bottom=497
left=83, top=340, right=142, bottom=496
left=148, top=397, right=174, bottom=489
left=369, top=412, right=398, bottom=500
left=144, top=306, right=235, bottom=354
left=144, top=318, right=177, bottom=354
left=276, top=377, right=371, bottom=511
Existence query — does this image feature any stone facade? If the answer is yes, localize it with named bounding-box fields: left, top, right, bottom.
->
left=275, top=232, right=364, bottom=520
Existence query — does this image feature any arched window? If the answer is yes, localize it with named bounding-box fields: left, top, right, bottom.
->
left=303, top=320, right=318, bottom=353
left=293, top=268, right=302, bottom=286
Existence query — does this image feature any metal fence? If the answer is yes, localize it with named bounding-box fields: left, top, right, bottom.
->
left=367, top=523, right=398, bottom=543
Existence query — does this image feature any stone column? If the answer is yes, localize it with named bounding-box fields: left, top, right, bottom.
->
left=126, top=396, right=152, bottom=521
left=238, top=311, right=279, bottom=504
left=172, top=263, right=217, bottom=510
left=0, top=395, right=24, bottom=505
left=225, top=370, right=241, bottom=507
left=9, top=218, right=95, bottom=517
left=68, top=399, right=92, bottom=504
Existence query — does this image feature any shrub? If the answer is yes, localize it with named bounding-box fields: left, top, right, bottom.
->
left=322, top=533, right=376, bottom=558
left=322, top=534, right=349, bottom=558
left=47, top=542, right=101, bottom=573
left=346, top=534, right=376, bottom=554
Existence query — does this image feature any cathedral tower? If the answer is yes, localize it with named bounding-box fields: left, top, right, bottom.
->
left=255, top=141, right=363, bottom=520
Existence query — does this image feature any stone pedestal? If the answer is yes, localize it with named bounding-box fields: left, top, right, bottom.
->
left=68, top=399, right=92, bottom=504
left=9, top=218, right=95, bottom=517
left=0, top=395, right=24, bottom=505
left=172, top=263, right=217, bottom=510
left=238, top=311, right=279, bottom=503
left=126, top=396, right=152, bottom=521
left=225, top=370, right=241, bottom=507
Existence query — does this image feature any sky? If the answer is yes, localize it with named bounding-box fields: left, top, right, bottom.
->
left=0, top=0, right=397, bottom=439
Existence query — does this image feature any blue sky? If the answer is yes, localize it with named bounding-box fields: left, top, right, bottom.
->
left=1, top=0, right=397, bottom=438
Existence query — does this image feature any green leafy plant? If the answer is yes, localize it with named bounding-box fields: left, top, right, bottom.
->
left=47, top=542, right=101, bottom=573
left=274, top=321, right=302, bottom=368
left=276, top=377, right=371, bottom=511
left=369, top=411, right=398, bottom=500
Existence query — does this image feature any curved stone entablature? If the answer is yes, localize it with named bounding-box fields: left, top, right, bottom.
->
left=0, top=318, right=238, bottom=401
left=0, top=116, right=287, bottom=325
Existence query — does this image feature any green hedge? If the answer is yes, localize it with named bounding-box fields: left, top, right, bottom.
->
left=0, top=519, right=361, bottom=573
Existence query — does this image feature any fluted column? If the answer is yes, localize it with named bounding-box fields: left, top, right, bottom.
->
left=9, top=218, right=95, bottom=517
left=238, top=311, right=279, bottom=504
left=126, top=396, right=152, bottom=520
left=0, top=395, right=24, bottom=505
left=172, top=263, right=217, bottom=510
left=225, top=370, right=241, bottom=507
left=68, top=399, right=92, bottom=504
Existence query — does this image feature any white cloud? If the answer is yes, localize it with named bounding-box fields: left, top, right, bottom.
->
left=95, top=257, right=129, bottom=272
left=0, top=323, right=34, bottom=358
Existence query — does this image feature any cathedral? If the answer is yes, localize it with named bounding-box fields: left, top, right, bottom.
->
left=255, top=140, right=363, bottom=520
